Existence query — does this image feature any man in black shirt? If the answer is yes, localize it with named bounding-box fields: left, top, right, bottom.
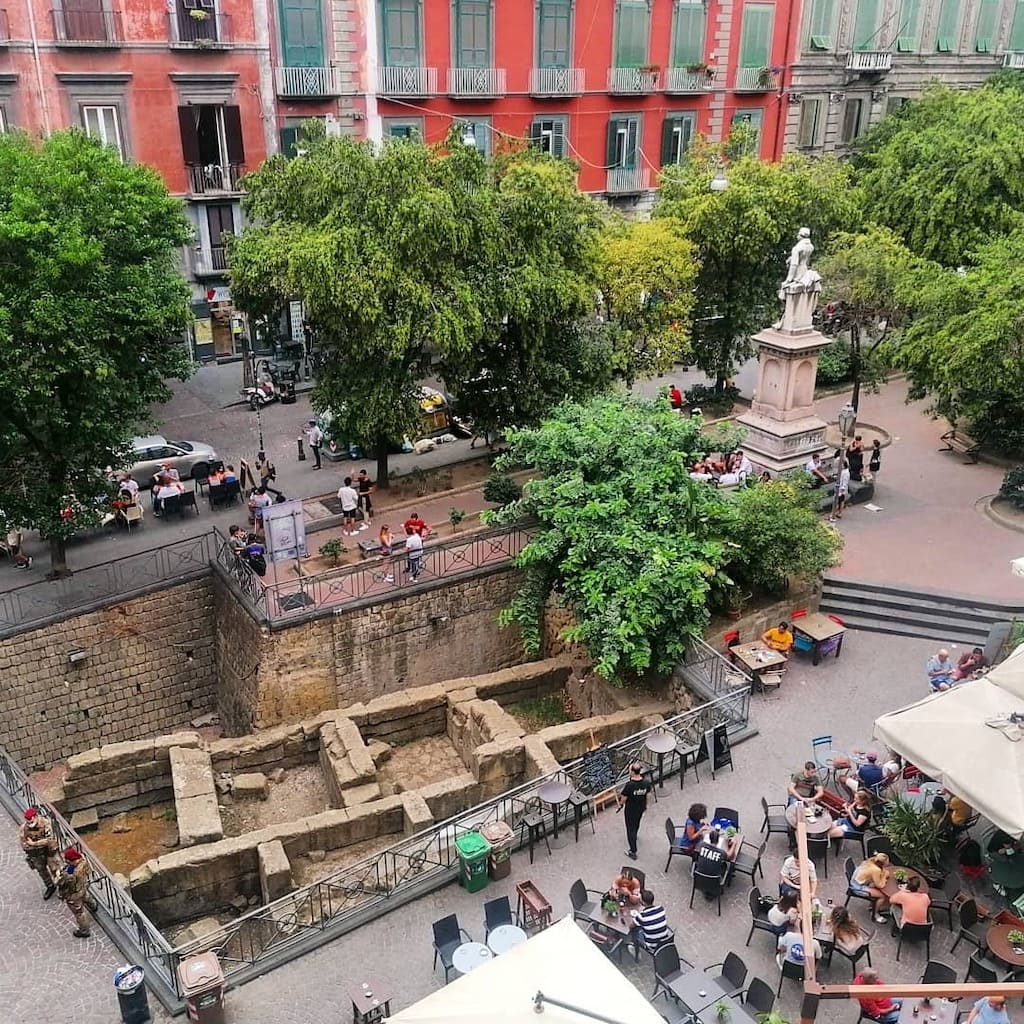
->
left=693, top=829, right=730, bottom=896
left=617, top=762, right=653, bottom=860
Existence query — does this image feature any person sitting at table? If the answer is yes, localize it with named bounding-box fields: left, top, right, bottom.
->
left=780, top=849, right=818, bottom=899
left=852, top=853, right=892, bottom=923
left=208, top=466, right=226, bottom=486
left=928, top=795, right=948, bottom=829
left=926, top=648, right=955, bottom=691
left=828, top=906, right=868, bottom=957
left=889, top=875, right=931, bottom=931
left=966, top=996, right=1011, bottom=1024
left=854, top=968, right=902, bottom=1024
left=830, top=789, right=872, bottom=844
left=842, top=752, right=886, bottom=796
left=762, top=621, right=794, bottom=653
left=954, top=647, right=988, bottom=681
left=788, top=762, right=825, bottom=806
left=776, top=918, right=822, bottom=969
left=690, top=459, right=715, bottom=482
left=945, top=793, right=974, bottom=830
left=693, top=829, right=733, bottom=896
left=768, top=892, right=800, bottom=935
left=677, top=802, right=709, bottom=855
left=609, top=871, right=641, bottom=906
left=153, top=477, right=183, bottom=516
left=223, top=464, right=238, bottom=484
left=629, top=889, right=671, bottom=954
left=118, top=473, right=139, bottom=501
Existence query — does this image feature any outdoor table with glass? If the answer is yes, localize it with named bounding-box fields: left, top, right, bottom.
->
left=730, top=641, right=788, bottom=685
left=645, top=730, right=678, bottom=788
left=882, top=868, right=930, bottom=898
left=785, top=802, right=834, bottom=836
left=792, top=613, right=847, bottom=665
left=896, top=997, right=958, bottom=1024
left=695, top=994, right=758, bottom=1024
left=986, top=922, right=1024, bottom=968
left=452, top=941, right=494, bottom=974
left=667, top=970, right=725, bottom=1012
left=487, top=923, right=528, bottom=956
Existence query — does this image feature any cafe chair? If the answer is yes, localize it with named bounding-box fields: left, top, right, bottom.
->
left=676, top=736, right=702, bottom=790
left=585, top=922, right=626, bottom=964
left=665, top=818, right=693, bottom=872
left=743, top=978, right=776, bottom=1015
left=432, top=914, right=472, bottom=983
left=569, top=879, right=605, bottom=924
left=620, top=865, right=646, bottom=890
left=483, top=896, right=519, bottom=939
left=730, top=839, right=767, bottom=885
left=713, top=807, right=740, bottom=828
left=123, top=504, right=144, bottom=533
left=776, top=958, right=805, bottom=997
left=690, top=868, right=725, bottom=916
left=651, top=943, right=692, bottom=1001
left=865, top=836, right=893, bottom=860
left=518, top=801, right=551, bottom=864
left=746, top=888, right=778, bottom=948
left=761, top=797, right=790, bottom=841
left=826, top=931, right=873, bottom=977
left=926, top=873, right=961, bottom=930
left=723, top=630, right=741, bottom=662
left=893, top=919, right=933, bottom=962
left=567, top=790, right=597, bottom=842
left=805, top=834, right=830, bottom=878
left=844, top=857, right=877, bottom=914
left=950, top=899, right=985, bottom=954
left=649, top=991, right=692, bottom=1024
left=705, top=952, right=747, bottom=998
left=963, top=950, right=1001, bottom=984
left=811, top=735, right=834, bottom=775
left=632, top=927, right=676, bottom=965
left=920, top=960, right=957, bottom=986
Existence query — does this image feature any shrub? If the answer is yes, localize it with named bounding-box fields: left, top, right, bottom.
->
left=318, top=537, right=347, bottom=565
left=482, top=472, right=522, bottom=507
left=999, top=465, right=1024, bottom=510
left=815, top=340, right=852, bottom=385
left=448, top=507, right=466, bottom=528
left=684, top=383, right=739, bottom=411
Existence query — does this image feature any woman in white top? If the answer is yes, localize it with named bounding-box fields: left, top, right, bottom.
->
left=768, top=892, right=800, bottom=935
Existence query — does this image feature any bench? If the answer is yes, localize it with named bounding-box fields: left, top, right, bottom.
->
left=939, top=429, right=981, bottom=464
left=358, top=536, right=407, bottom=559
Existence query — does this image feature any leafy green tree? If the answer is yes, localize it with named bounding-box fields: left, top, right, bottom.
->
left=817, top=225, right=918, bottom=410
left=0, top=131, right=191, bottom=576
left=595, top=217, right=698, bottom=386
left=656, top=135, right=858, bottom=392
left=855, top=82, right=1024, bottom=267
left=891, top=229, right=1024, bottom=453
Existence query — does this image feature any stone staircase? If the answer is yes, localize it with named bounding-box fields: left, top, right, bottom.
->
left=820, top=575, right=1024, bottom=647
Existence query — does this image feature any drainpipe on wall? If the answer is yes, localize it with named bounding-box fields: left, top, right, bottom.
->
left=362, top=0, right=381, bottom=143
left=25, top=0, right=51, bottom=135
left=251, top=0, right=277, bottom=155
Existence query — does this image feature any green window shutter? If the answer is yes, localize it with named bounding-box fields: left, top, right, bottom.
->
left=615, top=1, right=650, bottom=67
left=1012, top=0, right=1024, bottom=48
left=806, top=0, right=834, bottom=49
left=280, top=127, right=300, bottom=158
left=381, top=0, right=421, bottom=66
left=279, top=0, right=324, bottom=66
left=661, top=114, right=694, bottom=165
left=671, top=2, right=706, bottom=66
left=455, top=0, right=491, bottom=67
left=739, top=4, right=774, bottom=66
left=851, top=0, right=879, bottom=48
left=935, top=0, right=959, bottom=48
left=974, top=0, right=999, bottom=49
left=607, top=116, right=638, bottom=166
left=550, top=119, right=566, bottom=158
left=896, top=0, right=920, bottom=49
left=798, top=99, right=820, bottom=147
left=538, top=0, right=572, bottom=68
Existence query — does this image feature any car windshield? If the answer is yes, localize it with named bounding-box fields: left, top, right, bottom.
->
left=167, top=441, right=193, bottom=452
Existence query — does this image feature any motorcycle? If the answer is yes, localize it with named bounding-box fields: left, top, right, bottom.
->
left=241, top=379, right=278, bottom=410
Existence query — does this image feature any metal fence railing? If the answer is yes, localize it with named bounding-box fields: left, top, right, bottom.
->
left=677, top=636, right=754, bottom=702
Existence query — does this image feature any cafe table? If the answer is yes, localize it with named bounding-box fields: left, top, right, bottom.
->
left=452, top=941, right=494, bottom=975
left=348, top=977, right=392, bottom=1024
left=695, top=994, right=759, bottom=1024
left=487, top=923, right=528, bottom=956
left=538, top=778, right=573, bottom=848
left=785, top=802, right=834, bottom=836
left=668, top=970, right=723, bottom=1012
left=792, top=613, right=847, bottom=665
left=730, top=641, right=788, bottom=690
left=645, top=729, right=678, bottom=788
left=986, top=922, right=1024, bottom=968
left=881, top=868, right=930, bottom=899
left=896, top=997, right=958, bottom=1024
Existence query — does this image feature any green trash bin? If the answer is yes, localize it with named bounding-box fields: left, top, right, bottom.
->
left=455, top=831, right=491, bottom=894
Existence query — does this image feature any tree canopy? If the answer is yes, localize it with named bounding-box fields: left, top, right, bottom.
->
left=0, top=130, right=192, bottom=575
left=486, top=394, right=842, bottom=680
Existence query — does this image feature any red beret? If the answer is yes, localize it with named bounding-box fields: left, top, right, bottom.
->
left=24, top=808, right=37, bottom=819
left=63, top=848, right=82, bottom=862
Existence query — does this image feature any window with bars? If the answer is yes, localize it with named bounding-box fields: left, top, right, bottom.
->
left=529, top=116, right=568, bottom=157
left=896, top=0, right=920, bottom=50
left=661, top=112, right=695, bottom=165
left=797, top=98, right=822, bottom=147
left=82, top=104, right=124, bottom=159
left=380, top=0, right=421, bottom=66
left=935, top=0, right=959, bottom=50
left=840, top=97, right=864, bottom=142
left=974, top=0, right=1000, bottom=50
left=671, top=2, right=706, bottom=66
left=805, top=0, right=834, bottom=49
left=454, top=0, right=492, bottom=67
left=606, top=115, right=639, bottom=167
left=614, top=1, right=650, bottom=68
left=739, top=4, right=773, bottom=66
left=850, top=0, right=879, bottom=50
left=537, top=0, right=572, bottom=68
left=1011, top=0, right=1024, bottom=49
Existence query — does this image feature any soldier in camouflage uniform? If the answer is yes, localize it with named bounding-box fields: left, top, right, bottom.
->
left=57, top=847, right=96, bottom=938
left=18, top=807, right=58, bottom=899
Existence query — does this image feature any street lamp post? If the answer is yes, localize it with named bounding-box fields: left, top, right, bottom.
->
left=830, top=401, right=857, bottom=521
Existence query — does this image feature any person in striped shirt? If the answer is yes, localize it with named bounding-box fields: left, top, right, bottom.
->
left=630, top=889, right=671, bottom=953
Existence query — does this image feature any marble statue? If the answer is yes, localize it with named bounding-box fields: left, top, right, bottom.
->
left=774, top=227, right=822, bottom=332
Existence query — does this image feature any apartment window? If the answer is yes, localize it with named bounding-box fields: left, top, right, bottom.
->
left=82, top=104, right=124, bottom=159
left=805, top=0, right=835, bottom=49
left=380, top=0, right=421, bottom=66
left=974, top=0, right=1000, bottom=50
left=537, top=0, right=572, bottom=68
left=661, top=112, right=695, bottom=165
left=935, top=0, right=959, bottom=50
left=178, top=0, right=218, bottom=43
left=896, top=0, right=920, bottom=50
left=454, top=0, right=492, bottom=67
left=280, top=117, right=326, bottom=156
left=529, top=116, right=568, bottom=157
left=382, top=117, right=424, bottom=139
left=669, top=2, right=706, bottom=66
left=606, top=115, right=639, bottom=168
left=59, top=0, right=114, bottom=42
left=1011, top=0, right=1024, bottom=49
left=886, top=95, right=909, bottom=114
left=459, top=117, right=491, bottom=156
left=179, top=105, right=245, bottom=192
left=840, top=97, right=865, bottom=142
left=851, top=0, right=879, bottom=50
left=206, top=203, right=234, bottom=271
left=739, top=4, right=774, bottom=67
left=797, top=98, right=822, bottom=148
left=614, top=1, right=650, bottom=68
left=731, top=108, right=763, bottom=151
left=278, top=0, right=325, bottom=67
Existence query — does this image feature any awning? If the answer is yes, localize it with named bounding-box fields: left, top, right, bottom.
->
left=385, top=916, right=666, bottom=1024
left=874, top=645, right=1024, bottom=838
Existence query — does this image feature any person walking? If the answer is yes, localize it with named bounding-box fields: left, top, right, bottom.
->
left=255, top=451, right=280, bottom=496
left=404, top=525, right=424, bottom=580
left=305, top=420, right=323, bottom=470
left=356, top=469, right=374, bottom=528
left=58, top=848, right=96, bottom=938
left=337, top=477, right=361, bottom=535
left=830, top=459, right=851, bottom=521
left=19, top=807, right=58, bottom=899
left=868, top=439, right=882, bottom=481
left=617, top=762, right=652, bottom=860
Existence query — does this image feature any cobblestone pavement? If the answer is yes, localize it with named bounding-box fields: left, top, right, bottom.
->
left=5, top=629, right=995, bottom=1024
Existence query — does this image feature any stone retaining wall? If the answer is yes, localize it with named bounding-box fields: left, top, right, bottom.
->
left=537, top=707, right=672, bottom=763
left=170, top=746, right=223, bottom=847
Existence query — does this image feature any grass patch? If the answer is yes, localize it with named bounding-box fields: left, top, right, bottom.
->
left=508, top=693, right=573, bottom=732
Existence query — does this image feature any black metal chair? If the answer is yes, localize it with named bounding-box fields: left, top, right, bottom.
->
left=650, top=990, right=692, bottom=1024
left=744, top=977, right=776, bottom=1015
left=843, top=857, right=876, bottom=913
left=179, top=491, right=199, bottom=516
left=690, top=868, right=725, bottom=916
left=730, top=839, right=767, bottom=887
left=705, top=952, right=747, bottom=998
left=632, top=926, right=676, bottom=964
left=483, top=895, right=518, bottom=938
left=927, top=873, right=960, bottom=930
left=776, top=957, right=805, bottom=997
left=569, top=879, right=603, bottom=923
left=714, top=806, right=740, bottom=828
left=620, top=865, right=646, bottom=890
left=585, top=922, right=626, bottom=964
left=964, top=950, right=1001, bottom=983
left=665, top=817, right=692, bottom=873
left=567, top=790, right=596, bottom=842
left=652, top=943, right=690, bottom=1001
left=833, top=824, right=868, bottom=861
left=676, top=738, right=701, bottom=789
left=518, top=802, right=551, bottom=864
left=157, top=493, right=181, bottom=519
left=806, top=833, right=830, bottom=878
left=950, top=898, right=985, bottom=954
left=865, top=835, right=893, bottom=860
left=826, top=932, right=873, bottom=977
left=920, top=960, right=958, bottom=986
left=761, top=796, right=789, bottom=840
left=745, top=887, right=778, bottom=948
left=893, top=919, right=933, bottom=962
left=432, top=913, right=471, bottom=983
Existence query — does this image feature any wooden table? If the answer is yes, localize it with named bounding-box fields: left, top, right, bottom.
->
left=731, top=641, right=788, bottom=690
left=987, top=922, right=1024, bottom=967
left=882, top=868, right=931, bottom=898
left=785, top=802, right=834, bottom=836
left=793, top=613, right=847, bottom=665
left=897, top=998, right=958, bottom=1024
left=348, top=978, right=391, bottom=1024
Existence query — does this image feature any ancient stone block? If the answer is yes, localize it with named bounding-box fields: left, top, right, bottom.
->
left=177, top=793, right=224, bottom=847
left=361, top=683, right=446, bottom=726
left=419, top=774, right=481, bottom=822
left=233, top=773, right=269, bottom=800
left=170, top=747, right=217, bottom=801
left=70, top=808, right=99, bottom=832
left=97, top=739, right=155, bottom=771
left=400, top=792, right=434, bottom=834
left=340, top=781, right=382, bottom=808
left=257, top=840, right=294, bottom=904
left=523, top=735, right=560, bottom=778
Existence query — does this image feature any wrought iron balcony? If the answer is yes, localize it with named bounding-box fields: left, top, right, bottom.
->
left=168, top=9, right=231, bottom=47
left=193, top=245, right=228, bottom=276
left=608, top=67, right=660, bottom=94
left=605, top=167, right=651, bottom=195
left=187, top=163, right=244, bottom=195
left=52, top=6, right=122, bottom=45
left=1003, top=52, right=1024, bottom=68
left=529, top=67, right=585, bottom=96
left=377, top=66, right=437, bottom=96
left=274, top=66, right=345, bottom=98
left=664, top=67, right=713, bottom=93
left=447, top=67, right=506, bottom=96
left=734, top=66, right=780, bottom=91
left=845, top=50, right=893, bottom=71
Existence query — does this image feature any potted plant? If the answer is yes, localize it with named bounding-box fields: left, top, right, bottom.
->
left=725, top=825, right=738, bottom=839
left=448, top=507, right=466, bottom=532
left=318, top=537, right=346, bottom=566
left=189, top=7, right=209, bottom=18
left=715, top=999, right=731, bottom=1021
left=756, top=65, right=783, bottom=88
left=1008, top=929, right=1024, bottom=953
left=893, top=868, right=908, bottom=884
left=879, top=798, right=945, bottom=869
left=756, top=1013, right=790, bottom=1024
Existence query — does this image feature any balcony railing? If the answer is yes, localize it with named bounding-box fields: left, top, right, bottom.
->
left=846, top=50, right=893, bottom=71
left=608, top=67, right=660, bottom=94
left=377, top=65, right=437, bottom=96
left=605, top=167, right=651, bottom=195
left=274, top=66, right=345, bottom=98
left=194, top=245, right=228, bottom=276
left=529, top=67, right=585, bottom=96
left=664, top=67, right=713, bottom=93
left=735, top=66, right=780, bottom=91
left=168, top=9, right=230, bottom=46
left=0, top=9, right=10, bottom=43
left=446, top=67, right=506, bottom=97
left=187, top=163, right=243, bottom=195
left=1003, top=51, right=1024, bottom=68
left=52, top=5, right=122, bottom=45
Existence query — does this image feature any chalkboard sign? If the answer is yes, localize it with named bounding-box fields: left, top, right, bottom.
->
left=579, top=745, right=617, bottom=795
left=697, top=724, right=733, bottom=779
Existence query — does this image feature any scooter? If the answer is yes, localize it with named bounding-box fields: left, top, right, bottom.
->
left=241, top=380, right=278, bottom=410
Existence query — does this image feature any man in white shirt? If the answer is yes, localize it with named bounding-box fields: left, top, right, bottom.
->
left=249, top=487, right=273, bottom=535
left=830, top=462, right=851, bottom=522
left=154, top=479, right=183, bottom=515
left=404, top=526, right=424, bottom=580
left=337, top=478, right=361, bottom=535
left=306, top=420, right=323, bottom=470
left=805, top=453, right=828, bottom=488
left=119, top=474, right=139, bottom=500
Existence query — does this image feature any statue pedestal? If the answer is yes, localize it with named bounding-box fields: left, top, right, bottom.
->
left=738, top=324, right=832, bottom=474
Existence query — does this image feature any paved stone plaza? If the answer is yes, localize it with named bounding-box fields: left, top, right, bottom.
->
left=5, top=629, right=999, bottom=1024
